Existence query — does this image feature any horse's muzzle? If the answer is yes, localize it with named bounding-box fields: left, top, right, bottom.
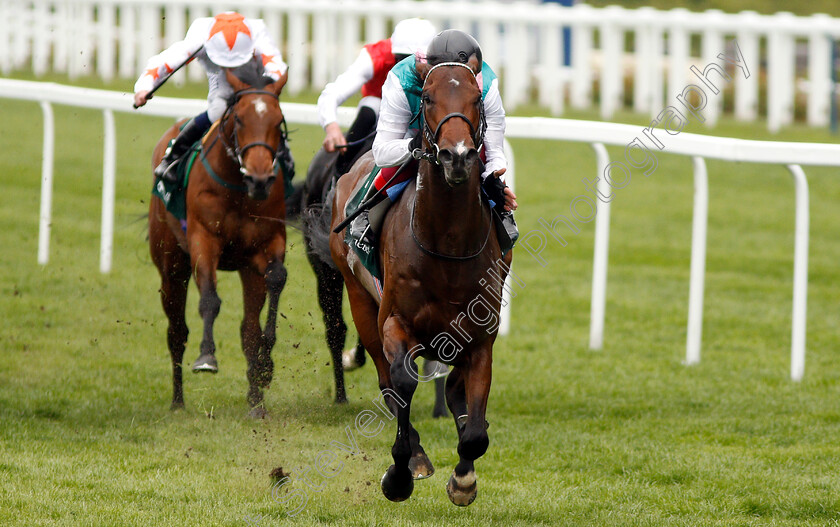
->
left=244, top=175, right=276, bottom=201
left=438, top=147, right=480, bottom=187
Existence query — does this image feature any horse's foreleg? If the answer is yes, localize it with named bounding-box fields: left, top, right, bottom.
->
left=447, top=347, right=492, bottom=507
left=315, top=262, right=348, bottom=403
left=191, top=238, right=222, bottom=374
left=239, top=267, right=268, bottom=415
left=379, top=317, right=418, bottom=502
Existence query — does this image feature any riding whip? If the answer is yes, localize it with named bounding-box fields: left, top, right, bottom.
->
left=133, top=45, right=205, bottom=109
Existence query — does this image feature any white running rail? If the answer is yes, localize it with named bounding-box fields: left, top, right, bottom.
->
left=2, top=79, right=835, bottom=379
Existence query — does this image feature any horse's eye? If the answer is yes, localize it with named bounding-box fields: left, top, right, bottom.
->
left=422, top=94, right=432, bottom=104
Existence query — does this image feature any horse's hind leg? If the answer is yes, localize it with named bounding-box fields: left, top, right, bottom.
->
left=313, top=261, right=348, bottom=403
left=150, top=203, right=191, bottom=410
left=239, top=266, right=270, bottom=417
left=258, top=258, right=287, bottom=383
left=446, top=348, right=492, bottom=507
left=157, top=258, right=190, bottom=409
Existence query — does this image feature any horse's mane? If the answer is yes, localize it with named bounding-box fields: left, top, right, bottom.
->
left=230, top=60, right=273, bottom=89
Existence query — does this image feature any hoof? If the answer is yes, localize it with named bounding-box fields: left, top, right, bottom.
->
left=446, top=471, right=477, bottom=507
left=192, top=354, right=218, bottom=373
left=409, top=452, right=435, bottom=480
left=341, top=348, right=364, bottom=371
left=432, top=405, right=448, bottom=419
left=248, top=406, right=268, bottom=419
left=170, top=401, right=185, bottom=411
left=380, top=464, right=414, bottom=502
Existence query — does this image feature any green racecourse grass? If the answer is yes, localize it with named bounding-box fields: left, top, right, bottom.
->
left=2, top=76, right=840, bottom=527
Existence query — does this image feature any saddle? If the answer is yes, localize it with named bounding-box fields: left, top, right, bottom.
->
left=342, top=164, right=516, bottom=283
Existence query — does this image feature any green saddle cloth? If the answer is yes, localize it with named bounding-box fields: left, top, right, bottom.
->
left=151, top=144, right=200, bottom=221
left=344, top=165, right=383, bottom=281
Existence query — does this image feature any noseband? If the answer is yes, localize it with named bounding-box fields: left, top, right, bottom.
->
left=413, top=62, right=487, bottom=165
left=219, top=88, right=289, bottom=176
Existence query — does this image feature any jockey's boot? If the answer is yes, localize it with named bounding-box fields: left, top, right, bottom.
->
left=155, top=116, right=208, bottom=182
left=348, top=184, right=385, bottom=249
left=500, top=210, right=519, bottom=244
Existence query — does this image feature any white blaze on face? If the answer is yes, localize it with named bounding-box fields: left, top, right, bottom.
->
left=449, top=78, right=460, bottom=87
left=252, top=98, right=267, bottom=117
left=455, top=141, right=468, bottom=156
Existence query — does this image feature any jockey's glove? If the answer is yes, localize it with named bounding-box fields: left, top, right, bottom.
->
left=482, top=172, right=508, bottom=212
left=408, top=132, right=423, bottom=157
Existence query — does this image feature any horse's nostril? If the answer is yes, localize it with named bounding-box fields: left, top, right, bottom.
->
left=437, top=150, right=454, bottom=164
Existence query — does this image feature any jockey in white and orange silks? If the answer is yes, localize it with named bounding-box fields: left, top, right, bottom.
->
left=317, top=18, right=437, bottom=177
left=133, top=12, right=289, bottom=181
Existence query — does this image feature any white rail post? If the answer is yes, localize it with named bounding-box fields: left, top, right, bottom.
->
left=589, top=142, right=610, bottom=350
left=118, top=5, right=137, bottom=79
left=31, top=0, right=50, bottom=77
left=685, top=156, right=708, bottom=365
left=498, top=138, right=516, bottom=336
left=570, top=7, right=593, bottom=109
left=648, top=23, right=665, bottom=120
left=38, top=101, right=55, bottom=266
left=100, top=109, right=116, bottom=274
left=538, top=18, right=563, bottom=115
left=735, top=12, right=760, bottom=122
left=287, top=9, right=308, bottom=95
left=807, top=15, right=832, bottom=128
left=633, top=8, right=655, bottom=115
left=599, top=7, right=623, bottom=120
left=787, top=164, right=809, bottom=381
left=700, top=11, right=725, bottom=127
left=667, top=9, right=690, bottom=107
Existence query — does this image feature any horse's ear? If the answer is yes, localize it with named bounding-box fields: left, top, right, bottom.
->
left=225, top=68, right=248, bottom=93
left=270, top=70, right=288, bottom=96
left=415, top=59, right=431, bottom=82
left=467, top=55, right=481, bottom=76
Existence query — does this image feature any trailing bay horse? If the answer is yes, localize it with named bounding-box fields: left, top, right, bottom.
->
left=329, top=57, right=510, bottom=505
left=148, top=68, right=290, bottom=418
left=301, top=140, right=449, bottom=414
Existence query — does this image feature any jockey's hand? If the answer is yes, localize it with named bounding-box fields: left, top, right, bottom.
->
left=133, top=90, right=151, bottom=108
left=323, top=122, right=344, bottom=153
left=492, top=168, right=518, bottom=212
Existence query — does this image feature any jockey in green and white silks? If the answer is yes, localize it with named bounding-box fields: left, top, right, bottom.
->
left=372, top=55, right=506, bottom=183
left=349, top=29, right=518, bottom=249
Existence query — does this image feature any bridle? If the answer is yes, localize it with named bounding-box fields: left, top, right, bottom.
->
left=413, top=62, right=487, bottom=165
left=409, top=61, right=492, bottom=261
left=217, top=88, right=290, bottom=178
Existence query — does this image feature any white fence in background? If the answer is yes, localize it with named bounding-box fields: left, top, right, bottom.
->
left=1, top=79, right=835, bottom=379
left=4, top=0, right=840, bottom=131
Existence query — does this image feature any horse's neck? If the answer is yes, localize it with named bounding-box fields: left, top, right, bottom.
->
left=413, top=163, right=487, bottom=254
left=205, top=121, right=240, bottom=183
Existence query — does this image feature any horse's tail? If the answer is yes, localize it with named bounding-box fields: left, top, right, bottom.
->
left=301, top=187, right=337, bottom=269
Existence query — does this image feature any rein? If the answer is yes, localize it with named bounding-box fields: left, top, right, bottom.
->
left=409, top=199, right=492, bottom=261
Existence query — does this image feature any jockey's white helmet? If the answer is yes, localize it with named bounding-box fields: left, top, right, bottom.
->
left=205, top=12, right=256, bottom=68
left=390, top=18, right=437, bottom=57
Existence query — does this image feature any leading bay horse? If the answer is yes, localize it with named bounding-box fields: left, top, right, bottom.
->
left=300, top=139, right=449, bottom=415
left=149, top=68, right=289, bottom=417
left=329, top=57, right=511, bottom=505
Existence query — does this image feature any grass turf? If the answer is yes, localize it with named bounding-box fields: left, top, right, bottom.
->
left=1, top=78, right=840, bottom=526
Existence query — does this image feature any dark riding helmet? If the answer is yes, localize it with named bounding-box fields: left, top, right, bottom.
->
left=425, top=29, right=482, bottom=68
